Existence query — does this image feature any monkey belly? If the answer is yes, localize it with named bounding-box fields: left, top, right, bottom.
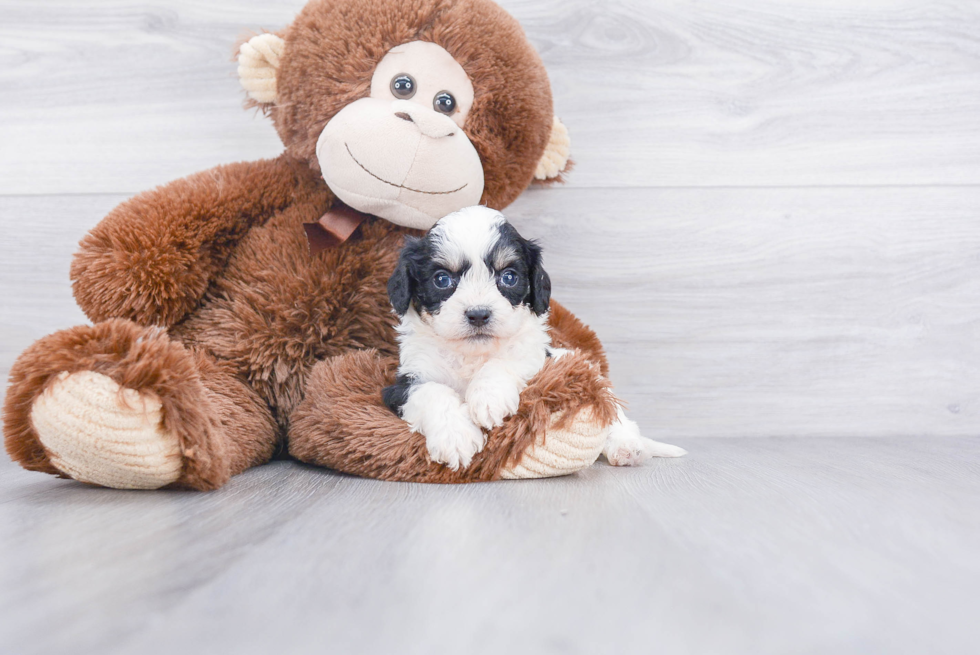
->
left=171, top=212, right=410, bottom=424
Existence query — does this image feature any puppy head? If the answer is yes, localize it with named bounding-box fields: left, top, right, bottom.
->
left=387, top=206, right=551, bottom=342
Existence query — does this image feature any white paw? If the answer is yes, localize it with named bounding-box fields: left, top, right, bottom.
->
left=422, top=404, right=487, bottom=471
left=30, top=370, right=183, bottom=489
left=602, top=415, right=686, bottom=466
left=466, top=378, right=521, bottom=430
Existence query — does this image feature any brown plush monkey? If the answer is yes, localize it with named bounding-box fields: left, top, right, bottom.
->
left=3, top=0, right=674, bottom=490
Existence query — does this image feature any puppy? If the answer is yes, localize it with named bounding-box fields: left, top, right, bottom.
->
left=384, top=205, right=686, bottom=470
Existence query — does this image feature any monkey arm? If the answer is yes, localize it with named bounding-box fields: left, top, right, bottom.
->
left=71, top=157, right=318, bottom=327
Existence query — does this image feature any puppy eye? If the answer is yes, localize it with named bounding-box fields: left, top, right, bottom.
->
left=390, top=74, right=417, bottom=99
left=433, top=271, right=455, bottom=289
left=433, top=91, right=456, bottom=115
left=499, top=269, right=520, bottom=288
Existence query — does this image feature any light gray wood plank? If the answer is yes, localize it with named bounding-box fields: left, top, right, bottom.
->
left=0, top=0, right=291, bottom=196
left=0, top=194, right=119, bottom=385
left=508, top=185, right=980, bottom=438
left=0, top=458, right=352, bottom=652
left=3, top=188, right=979, bottom=438
left=530, top=0, right=980, bottom=188
left=1, top=437, right=977, bottom=655
left=2, top=0, right=979, bottom=194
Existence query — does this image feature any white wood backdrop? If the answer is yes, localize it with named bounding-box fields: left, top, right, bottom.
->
left=1, top=0, right=978, bottom=438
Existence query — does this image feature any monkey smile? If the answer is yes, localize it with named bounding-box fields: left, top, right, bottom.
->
left=345, top=144, right=468, bottom=195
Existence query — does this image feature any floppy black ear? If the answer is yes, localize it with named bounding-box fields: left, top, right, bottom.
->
left=526, top=240, right=552, bottom=316
left=387, top=237, right=423, bottom=315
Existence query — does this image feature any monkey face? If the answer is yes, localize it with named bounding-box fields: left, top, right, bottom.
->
left=316, top=42, right=485, bottom=229
left=239, top=0, right=572, bottom=226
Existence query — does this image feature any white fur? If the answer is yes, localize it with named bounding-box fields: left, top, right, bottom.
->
left=554, top=347, right=687, bottom=464
left=602, top=406, right=687, bottom=465
left=398, top=308, right=549, bottom=459
left=400, top=382, right=486, bottom=470
left=397, top=206, right=686, bottom=469
left=397, top=208, right=550, bottom=467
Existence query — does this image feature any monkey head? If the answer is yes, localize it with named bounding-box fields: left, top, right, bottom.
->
left=237, top=0, right=571, bottom=229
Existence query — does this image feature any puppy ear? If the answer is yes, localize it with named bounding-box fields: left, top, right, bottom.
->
left=526, top=241, right=552, bottom=315
left=387, top=237, right=422, bottom=315
left=387, top=260, right=412, bottom=316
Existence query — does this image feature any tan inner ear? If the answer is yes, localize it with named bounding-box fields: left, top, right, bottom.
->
left=238, top=33, right=285, bottom=104
left=534, top=116, right=571, bottom=181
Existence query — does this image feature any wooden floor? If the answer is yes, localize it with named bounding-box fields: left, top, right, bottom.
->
left=1, top=1, right=979, bottom=653
left=1, top=438, right=978, bottom=655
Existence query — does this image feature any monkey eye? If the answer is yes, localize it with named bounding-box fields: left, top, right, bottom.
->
left=433, top=271, right=455, bottom=289
left=433, top=91, right=457, bottom=115
left=499, top=269, right=520, bottom=288
left=390, top=74, right=417, bottom=99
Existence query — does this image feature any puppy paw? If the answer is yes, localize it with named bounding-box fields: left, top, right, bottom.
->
left=422, top=406, right=487, bottom=471
left=466, top=378, right=521, bottom=430
left=603, top=415, right=686, bottom=466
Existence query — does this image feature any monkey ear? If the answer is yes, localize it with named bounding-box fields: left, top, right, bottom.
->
left=533, top=116, right=572, bottom=182
left=238, top=33, right=285, bottom=105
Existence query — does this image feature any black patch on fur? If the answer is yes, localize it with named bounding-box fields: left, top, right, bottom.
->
left=386, top=237, right=420, bottom=315
left=388, top=235, right=471, bottom=316
left=529, top=255, right=552, bottom=315
left=388, top=220, right=551, bottom=318
left=486, top=222, right=551, bottom=315
left=413, top=262, right=464, bottom=315
left=382, top=374, right=417, bottom=416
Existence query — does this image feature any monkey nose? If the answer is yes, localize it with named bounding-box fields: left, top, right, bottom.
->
left=465, top=307, right=492, bottom=327
left=391, top=100, right=457, bottom=139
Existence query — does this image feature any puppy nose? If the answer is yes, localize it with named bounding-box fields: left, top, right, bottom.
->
left=395, top=112, right=413, bottom=122
left=465, top=307, right=492, bottom=327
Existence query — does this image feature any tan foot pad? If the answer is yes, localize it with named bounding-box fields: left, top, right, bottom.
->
left=499, top=409, right=608, bottom=480
left=30, top=371, right=182, bottom=489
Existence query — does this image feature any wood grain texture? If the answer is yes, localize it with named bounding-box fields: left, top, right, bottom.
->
left=0, top=195, right=113, bottom=385
left=506, top=186, right=980, bottom=438
left=1, top=0, right=979, bottom=193
left=1, top=438, right=978, bottom=655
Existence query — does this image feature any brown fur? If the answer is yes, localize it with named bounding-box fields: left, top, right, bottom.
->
left=269, top=0, right=553, bottom=211
left=3, top=0, right=610, bottom=489
left=547, top=300, right=610, bottom=378
left=289, top=349, right=618, bottom=483
left=1, top=320, right=277, bottom=490
left=71, top=158, right=308, bottom=327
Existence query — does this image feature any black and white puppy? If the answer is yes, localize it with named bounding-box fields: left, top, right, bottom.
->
left=384, top=206, right=686, bottom=470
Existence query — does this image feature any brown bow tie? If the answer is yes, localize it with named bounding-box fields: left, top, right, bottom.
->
left=303, top=203, right=368, bottom=255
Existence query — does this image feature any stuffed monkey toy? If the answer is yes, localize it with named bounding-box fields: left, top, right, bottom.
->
left=3, top=0, right=683, bottom=489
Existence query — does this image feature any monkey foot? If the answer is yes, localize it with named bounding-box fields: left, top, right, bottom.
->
left=30, top=371, right=183, bottom=489
left=498, top=408, right=608, bottom=479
